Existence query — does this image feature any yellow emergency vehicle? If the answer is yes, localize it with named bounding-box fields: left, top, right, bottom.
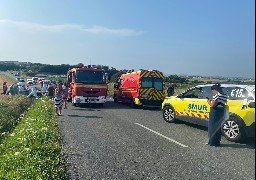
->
left=161, top=84, right=255, bottom=142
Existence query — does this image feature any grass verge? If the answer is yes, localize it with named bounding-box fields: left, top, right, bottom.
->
left=0, top=95, right=32, bottom=140
left=0, top=97, right=65, bottom=179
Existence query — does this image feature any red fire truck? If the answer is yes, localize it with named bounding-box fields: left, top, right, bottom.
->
left=113, top=69, right=165, bottom=108
left=67, top=64, right=108, bottom=106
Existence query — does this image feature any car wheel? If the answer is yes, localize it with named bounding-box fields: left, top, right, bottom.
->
left=221, top=115, right=246, bottom=143
left=98, top=103, right=104, bottom=107
left=162, top=106, right=176, bottom=123
left=114, top=95, right=118, bottom=103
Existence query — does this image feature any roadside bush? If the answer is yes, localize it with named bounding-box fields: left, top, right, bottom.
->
left=0, top=95, right=32, bottom=139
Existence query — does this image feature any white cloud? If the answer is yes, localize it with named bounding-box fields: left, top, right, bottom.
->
left=0, top=19, right=144, bottom=36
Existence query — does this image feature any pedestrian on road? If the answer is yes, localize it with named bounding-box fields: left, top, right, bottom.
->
left=62, top=82, right=68, bottom=109
left=47, top=83, right=55, bottom=100
left=54, top=83, right=63, bottom=115
left=206, top=84, right=227, bottom=147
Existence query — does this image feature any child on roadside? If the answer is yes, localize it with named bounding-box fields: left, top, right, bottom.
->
left=54, top=83, right=63, bottom=116
left=62, top=82, right=68, bottom=109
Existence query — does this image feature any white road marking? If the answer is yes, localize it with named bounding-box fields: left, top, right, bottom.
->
left=135, top=123, right=188, bottom=148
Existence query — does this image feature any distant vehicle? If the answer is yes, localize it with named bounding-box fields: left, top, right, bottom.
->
left=14, top=72, right=20, bottom=76
left=39, top=77, right=46, bottom=81
left=32, top=77, right=39, bottom=83
left=114, top=69, right=165, bottom=108
left=162, top=84, right=255, bottom=143
left=27, top=79, right=33, bottom=84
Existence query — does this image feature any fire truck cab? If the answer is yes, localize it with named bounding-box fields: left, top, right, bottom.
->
left=114, top=69, right=165, bottom=108
left=67, top=64, right=108, bottom=106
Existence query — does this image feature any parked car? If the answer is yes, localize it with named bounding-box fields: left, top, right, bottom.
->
left=161, top=84, right=255, bottom=143
left=27, top=79, right=33, bottom=84
left=32, top=77, right=39, bottom=83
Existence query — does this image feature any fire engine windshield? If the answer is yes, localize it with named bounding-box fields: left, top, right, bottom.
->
left=141, top=77, right=163, bottom=91
left=75, top=70, right=105, bottom=84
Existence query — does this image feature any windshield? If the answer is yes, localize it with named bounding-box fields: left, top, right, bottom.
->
left=141, top=77, right=163, bottom=91
left=75, top=70, right=105, bottom=84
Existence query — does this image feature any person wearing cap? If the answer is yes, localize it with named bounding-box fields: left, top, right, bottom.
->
left=206, top=84, right=228, bottom=147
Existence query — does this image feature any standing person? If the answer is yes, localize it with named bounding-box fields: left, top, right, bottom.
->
left=47, top=83, right=55, bottom=100
left=27, top=82, right=38, bottom=98
left=167, top=84, right=175, bottom=96
left=2, top=81, right=7, bottom=94
left=41, top=81, right=48, bottom=95
left=62, top=82, right=68, bottom=109
left=206, top=84, right=227, bottom=147
left=54, top=83, right=63, bottom=116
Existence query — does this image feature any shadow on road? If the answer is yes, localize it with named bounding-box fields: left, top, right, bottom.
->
left=68, top=100, right=163, bottom=111
left=174, top=121, right=255, bottom=149
left=67, top=115, right=103, bottom=118
left=217, top=140, right=255, bottom=149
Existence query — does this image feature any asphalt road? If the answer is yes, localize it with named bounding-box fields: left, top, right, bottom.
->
left=57, top=99, right=255, bottom=180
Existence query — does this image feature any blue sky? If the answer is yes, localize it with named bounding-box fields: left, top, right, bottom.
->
left=0, top=0, right=255, bottom=78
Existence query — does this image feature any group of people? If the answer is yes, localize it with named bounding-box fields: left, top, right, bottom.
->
left=1, top=81, right=28, bottom=95
left=1, top=80, right=69, bottom=116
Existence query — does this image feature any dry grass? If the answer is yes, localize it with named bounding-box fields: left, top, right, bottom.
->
left=0, top=72, right=16, bottom=93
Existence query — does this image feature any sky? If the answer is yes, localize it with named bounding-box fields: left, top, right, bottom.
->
left=0, top=0, right=255, bottom=78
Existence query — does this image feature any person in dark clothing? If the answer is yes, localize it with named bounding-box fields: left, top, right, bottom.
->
left=2, top=81, right=8, bottom=94
left=47, top=83, right=55, bottom=100
left=206, top=84, right=227, bottom=146
left=167, top=84, right=175, bottom=96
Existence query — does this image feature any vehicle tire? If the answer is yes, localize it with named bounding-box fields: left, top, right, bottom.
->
left=98, top=103, right=104, bottom=107
left=162, top=106, right=176, bottom=123
left=114, top=95, right=118, bottom=103
left=221, top=114, right=246, bottom=143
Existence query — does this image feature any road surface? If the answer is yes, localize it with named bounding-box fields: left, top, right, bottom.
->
left=57, top=99, right=255, bottom=180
